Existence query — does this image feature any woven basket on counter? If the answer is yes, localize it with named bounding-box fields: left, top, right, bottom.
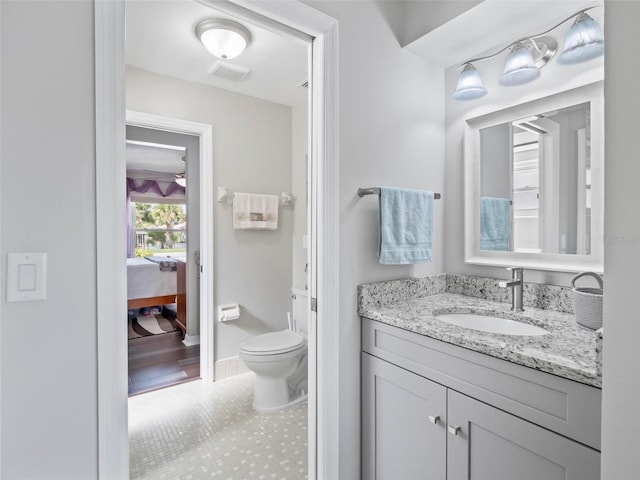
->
left=571, top=271, right=603, bottom=330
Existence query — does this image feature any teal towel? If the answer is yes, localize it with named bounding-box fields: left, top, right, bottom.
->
left=480, top=196, right=511, bottom=251
left=378, top=187, right=433, bottom=265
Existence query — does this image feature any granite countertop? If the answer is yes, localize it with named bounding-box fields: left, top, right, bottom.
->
left=360, top=290, right=601, bottom=388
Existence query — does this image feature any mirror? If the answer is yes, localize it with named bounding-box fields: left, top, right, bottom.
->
left=481, top=102, right=591, bottom=254
left=464, top=82, right=604, bottom=272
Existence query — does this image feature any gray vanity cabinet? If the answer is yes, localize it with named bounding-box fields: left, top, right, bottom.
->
left=447, top=390, right=600, bottom=480
left=361, top=318, right=601, bottom=480
left=362, top=353, right=446, bottom=479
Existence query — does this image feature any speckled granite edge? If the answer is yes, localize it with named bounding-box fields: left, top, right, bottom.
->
left=357, top=274, right=447, bottom=314
left=359, top=273, right=575, bottom=314
left=596, top=328, right=603, bottom=379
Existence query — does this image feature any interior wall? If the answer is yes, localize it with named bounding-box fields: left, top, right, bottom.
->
left=291, top=100, right=309, bottom=290
left=126, top=126, right=201, bottom=339
left=443, top=21, right=604, bottom=286
left=304, top=1, right=446, bottom=477
left=0, top=1, right=98, bottom=478
left=126, top=67, right=293, bottom=361
left=554, top=107, right=587, bottom=254
left=480, top=123, right=511, bottom=199
left=600, top=1, right=640, bottom=478
left=400, top=0, right=483, bottom=46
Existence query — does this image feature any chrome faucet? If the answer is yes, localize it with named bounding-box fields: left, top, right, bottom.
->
left=498, top=267, right=524, bottom=312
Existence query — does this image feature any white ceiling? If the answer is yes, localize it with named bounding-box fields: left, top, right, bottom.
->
left=125, top=0, right=309, bottom=107
left=126, top=1, right=603, bottom=107
left=126, top=140, right=185, bottom=175
left=405, top=0, right=604, bottom=68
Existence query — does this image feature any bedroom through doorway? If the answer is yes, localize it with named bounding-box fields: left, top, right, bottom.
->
left=125, top=126, right=202, bottom=395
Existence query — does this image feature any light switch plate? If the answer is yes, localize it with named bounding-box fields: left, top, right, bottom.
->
left=7, top=253, right=47, bottom=302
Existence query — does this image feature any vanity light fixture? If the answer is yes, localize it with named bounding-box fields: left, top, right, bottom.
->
left=499, top=41, right=543, bottom=86
left=557, top=12, right=605, bottom=64
left=452, top=63, right=487, bottom=101
left=195, top=18, right=252, bottom=60
left=452, top=7, right=603, bottom=101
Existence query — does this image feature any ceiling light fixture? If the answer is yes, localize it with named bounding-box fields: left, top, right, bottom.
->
left=195, top=18, right=252, bottom=60
left=452, top=7, right=603, bottom=101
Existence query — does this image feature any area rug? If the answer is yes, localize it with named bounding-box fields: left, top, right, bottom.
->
left=128, top=314, right=178, bottom=339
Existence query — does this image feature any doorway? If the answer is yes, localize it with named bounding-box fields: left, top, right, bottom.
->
left=127, top=111, right=215, bottom=384
left=126, top=0, right=312, bottom=471
left=125, top=125, right=201, bottom=395
left=95, top=2, right=339, bottom=478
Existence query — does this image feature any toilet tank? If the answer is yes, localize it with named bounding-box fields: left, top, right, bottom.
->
left=291, top=286, right=309, bottom=337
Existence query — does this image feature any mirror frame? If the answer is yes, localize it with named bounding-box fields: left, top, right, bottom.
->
left=464, top=82, right=604, bottom=273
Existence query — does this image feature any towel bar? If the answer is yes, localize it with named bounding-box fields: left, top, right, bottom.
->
left=217, top=187, right=294, bottom=206
left=358, top=187, right=441, bottom=199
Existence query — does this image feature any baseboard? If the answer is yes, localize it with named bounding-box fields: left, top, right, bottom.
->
left=182, top=334, right=200, bottom=346
left=215, top=356, right=251, bottom=381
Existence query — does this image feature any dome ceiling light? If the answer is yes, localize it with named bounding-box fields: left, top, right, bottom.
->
left=195, top=18, right=252, bottom=60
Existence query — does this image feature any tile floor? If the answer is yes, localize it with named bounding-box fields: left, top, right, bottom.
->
left=129, top=372, right=308, bottom=479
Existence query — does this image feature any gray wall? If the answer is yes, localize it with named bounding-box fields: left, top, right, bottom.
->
left=126, top=126, right=201, bottom=338
left=1, top=1, right=98, bottom=477
left=291, top=101, right=309, bottom=290
left=480, top=123, right=511, bottom=199
left=601, top=1, right=640, bottom=478
left=305, top=1, right=446, bottom=477
left=126, top=67, right=294, bottom=362
left=554, top=106, right=588, bottom=254
left=400, top=1, right=483, bottom=46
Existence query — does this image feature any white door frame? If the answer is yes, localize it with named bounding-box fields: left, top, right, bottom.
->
left=537, top=118, right=560, bottom=253
left=95, top=1, right=339, bottom=479
left=126, top=110, right=214, bottom=384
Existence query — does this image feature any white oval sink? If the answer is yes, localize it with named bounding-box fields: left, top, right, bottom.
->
left=436, top=313, right=549, bottom=336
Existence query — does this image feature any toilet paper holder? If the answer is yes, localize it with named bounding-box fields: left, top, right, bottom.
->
left=218, top=303, right=240, bottom=322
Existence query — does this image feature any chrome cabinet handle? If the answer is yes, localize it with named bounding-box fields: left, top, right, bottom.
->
left=428, top=415, right=440, bottom=424
left=448, top=425, right=461, bottom=436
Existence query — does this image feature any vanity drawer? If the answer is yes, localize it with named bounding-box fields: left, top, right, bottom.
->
left=362, top=318, right=602, bottom=450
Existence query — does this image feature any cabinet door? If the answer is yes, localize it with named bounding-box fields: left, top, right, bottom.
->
left=447, top=390, right=600, bottom=480
left=362, top=353, right=446, bottom=480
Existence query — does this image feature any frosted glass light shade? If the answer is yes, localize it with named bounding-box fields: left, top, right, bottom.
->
left=452, top=64, right=487, bottom=101
left=175, top=177, right=186, bottom=188
left=557, top=12, right=604, bottom=65
left=196, top=19, right=251, bottom=60
left=499, top=43, right=541, bottom=86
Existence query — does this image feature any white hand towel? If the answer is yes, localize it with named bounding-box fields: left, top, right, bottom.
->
left=233, top=192, right=279, bottom=230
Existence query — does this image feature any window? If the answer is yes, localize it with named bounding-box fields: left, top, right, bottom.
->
left=133, top=202, right=186, bottom=257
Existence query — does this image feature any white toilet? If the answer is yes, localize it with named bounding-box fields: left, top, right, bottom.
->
left=239, top=286, right=308, bottom=411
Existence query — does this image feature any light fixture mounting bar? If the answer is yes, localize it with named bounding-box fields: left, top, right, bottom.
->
left=459, top=6, right=600, bottom=67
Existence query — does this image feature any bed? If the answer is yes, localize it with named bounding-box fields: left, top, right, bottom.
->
left=126, top=257, right=177, bottom=309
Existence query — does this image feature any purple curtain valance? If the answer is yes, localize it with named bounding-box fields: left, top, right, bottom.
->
left=127, top=178, right=185, bottom=198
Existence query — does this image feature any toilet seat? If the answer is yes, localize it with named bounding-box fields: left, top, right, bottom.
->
left=240, top=330, right=305, bottom=356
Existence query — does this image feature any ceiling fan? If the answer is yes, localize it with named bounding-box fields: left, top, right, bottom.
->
left=141, top=158, right=186, bottom=187
left=126, top=140, right=187, bottom=186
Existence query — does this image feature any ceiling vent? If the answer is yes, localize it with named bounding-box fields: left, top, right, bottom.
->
left=208, top=61, right=250, bottom=82
left=298, top=79, right=309, bottom=89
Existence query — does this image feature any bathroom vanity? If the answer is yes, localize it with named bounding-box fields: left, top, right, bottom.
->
left=359, top=274, right=601, bottom=480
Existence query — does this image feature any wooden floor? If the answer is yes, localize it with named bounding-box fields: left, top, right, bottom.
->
left=128, top=331, right=200, bottom=396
